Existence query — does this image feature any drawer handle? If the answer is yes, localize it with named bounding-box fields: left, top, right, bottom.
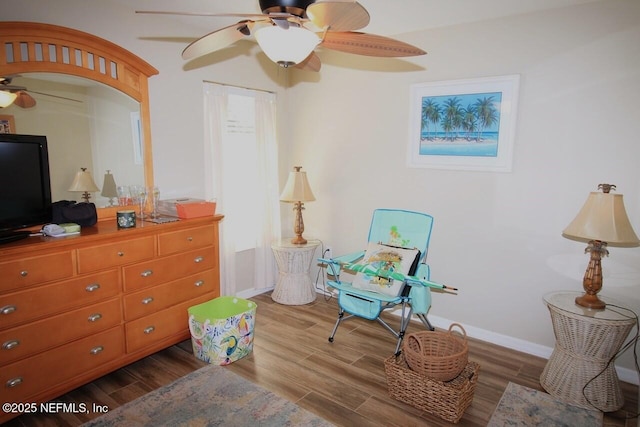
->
left=85, top=283, right=101, bottom=292
left=141, top=297, right=154, bottom=305
left=140, top=270, right=153, bottom=278
left=187, top=236, right=193, bottom=242
left=2, top=340, right=20, bottom=351
left=88, top=313, right=102, bottom=322
left=20, top=270, right=28, bottom=277
left=1, top=305, right=17, bottom=315
left=194, top=256, right=204, bottom=263
left=89, top=346, right=104, bottom=355
left=143, top=326, right=155, bottom=334
left=117, top=251, right=125, bottom=257
left=6, top=377, right=23, bottom=388
left=194, top=280, right=204, bottom=287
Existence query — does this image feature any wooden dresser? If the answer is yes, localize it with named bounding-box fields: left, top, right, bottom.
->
left=0, top=215, right=222, bottom=422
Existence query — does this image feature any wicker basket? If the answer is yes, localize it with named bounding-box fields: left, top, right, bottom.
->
left=402, top=323, right=468, bottom=381
left=384, top=353, right=479, bottom=423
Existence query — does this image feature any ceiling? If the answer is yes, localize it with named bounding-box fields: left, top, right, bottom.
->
left=119, top=0, right=600, bottom=37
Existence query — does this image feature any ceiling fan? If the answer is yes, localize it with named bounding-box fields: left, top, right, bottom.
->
left=0, top=76, right=81, bottom=109
left=136, top=0, right=426, bottom=72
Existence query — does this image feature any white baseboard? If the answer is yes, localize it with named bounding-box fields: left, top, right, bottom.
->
left=235, top=287, right=273, bottom=300
left=237, top=288, right=639, bottom=386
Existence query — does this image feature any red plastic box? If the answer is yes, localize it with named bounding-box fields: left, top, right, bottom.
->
left=158, top=198, right=216, bottom=219
left=176, top=200, right=216, bottom=218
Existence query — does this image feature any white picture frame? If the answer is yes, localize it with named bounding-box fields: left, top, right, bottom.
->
left=407, top=75, right=520, bottom=172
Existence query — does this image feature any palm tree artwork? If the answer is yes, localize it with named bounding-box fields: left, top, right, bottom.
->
left=419, top=91, right=502, bottom=157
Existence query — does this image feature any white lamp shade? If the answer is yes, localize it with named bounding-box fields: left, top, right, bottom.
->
left=0, top=90, right=17, bottom=108
left=255, top=25, right=320, bottom=66
left=563, top=191, right=639, bottom=246
left=280, top=167, right=315, bottom=202
left=69, top=168, right=100, bottom=193
left=101, top=171, right=118, bottom=198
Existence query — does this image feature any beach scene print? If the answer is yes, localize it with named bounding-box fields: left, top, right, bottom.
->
left=419, top=91, right=502, bottom=157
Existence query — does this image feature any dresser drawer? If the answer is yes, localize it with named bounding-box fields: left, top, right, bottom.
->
left=123, top=270, right=217, bottom=321
left=0, top=298, right=121, bottom=365
left=158, top=225, right=216, bottom=256
left=0, top=270, right=119, bottom=330
left=0, top=326, right=124, bottom=404
left=0, top=251, right=74, bottom=292
left=125, top=295, right=210, bottom=354
left=77, top=236, right=155, bottom=273
left=123, top=247, right=216, bottom=292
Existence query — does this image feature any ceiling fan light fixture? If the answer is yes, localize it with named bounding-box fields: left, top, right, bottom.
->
left=0, top=90, right=17, bottom=108
left=255, top=25, right=319, bottom=67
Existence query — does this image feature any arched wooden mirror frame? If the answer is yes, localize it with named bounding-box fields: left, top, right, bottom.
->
left=0, top=21, right=158, bottom=218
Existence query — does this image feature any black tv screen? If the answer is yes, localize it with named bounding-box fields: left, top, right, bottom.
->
left=0, top=134, right=53, bottom=233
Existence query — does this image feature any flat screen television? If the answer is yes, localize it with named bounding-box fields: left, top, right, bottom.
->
left=0, top=134, right=53, bottom=240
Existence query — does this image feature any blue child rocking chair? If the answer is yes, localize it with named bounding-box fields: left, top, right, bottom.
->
left=319, top=209, right=445, bottom=355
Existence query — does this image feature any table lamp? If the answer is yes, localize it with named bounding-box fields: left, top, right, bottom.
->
left=69, top=167, right=100, bottom=203
left=280, top=166, right=315, bottom=244
left=562, top=183, right=639, bottom=309
left=101, top=170, right=118, bottom=206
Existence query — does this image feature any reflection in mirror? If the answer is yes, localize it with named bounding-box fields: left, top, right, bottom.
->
left=3, top=73, right=144, bottom=207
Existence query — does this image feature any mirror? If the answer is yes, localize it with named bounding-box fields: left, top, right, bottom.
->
left=0, top=21, right=158, bottom=217
left=3, top=73, right=144, bottom=206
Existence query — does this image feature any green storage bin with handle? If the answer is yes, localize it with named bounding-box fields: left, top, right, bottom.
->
left=188, top=296, right=257, bottom=365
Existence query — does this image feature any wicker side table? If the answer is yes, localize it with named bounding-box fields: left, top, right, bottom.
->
left=540, top=291, right=635, bottom=411
left=271, top=239, right=320, bottom=305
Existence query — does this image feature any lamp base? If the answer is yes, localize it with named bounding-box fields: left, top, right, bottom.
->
left=290, top=201, right=307, bottom=245
left=575, top=293, right=606, bottom=310
left=290, top=235, right=307, bottom=245
left=81, top=192, right=92, bottom=203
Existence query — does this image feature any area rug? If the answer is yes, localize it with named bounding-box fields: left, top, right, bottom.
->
left=488, top=382, right=602, bottom=426
left=82, top=364, right=333, bottom=427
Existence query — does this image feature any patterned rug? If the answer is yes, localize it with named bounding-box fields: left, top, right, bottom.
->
left=488, top=382, right=603, bottom=426
left=82, top=363, right=333, bottom=427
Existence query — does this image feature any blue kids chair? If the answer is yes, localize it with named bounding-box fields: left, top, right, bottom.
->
left=319, top=209, right=452, bottom=355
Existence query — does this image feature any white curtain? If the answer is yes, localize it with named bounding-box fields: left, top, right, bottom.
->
left=203, top=82, right=281, bottom=296
left=253, top=90, right=281, bottom=293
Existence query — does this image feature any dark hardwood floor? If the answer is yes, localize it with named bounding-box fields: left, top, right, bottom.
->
left=5, top=292, right=639, bottom=426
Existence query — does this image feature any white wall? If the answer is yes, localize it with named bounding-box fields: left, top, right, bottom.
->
left=3, top=0, right=639, bottom=379
left=287, top=0, right=640, bottom=377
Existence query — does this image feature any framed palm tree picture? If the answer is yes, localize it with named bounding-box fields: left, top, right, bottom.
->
left=407, top=75, right=520, bottom=172
left=0, top=115, right=15, bottom=134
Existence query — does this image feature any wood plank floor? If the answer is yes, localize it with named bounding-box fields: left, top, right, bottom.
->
left=6, top=292, right=639, bottom=426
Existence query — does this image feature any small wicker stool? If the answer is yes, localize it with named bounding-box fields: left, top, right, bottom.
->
left=271, top=240, right=320, bottom=305
left=540, top=291, right=635, bottom=412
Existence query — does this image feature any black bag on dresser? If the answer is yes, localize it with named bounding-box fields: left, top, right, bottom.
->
left=51, top=200, right=98, bottom=227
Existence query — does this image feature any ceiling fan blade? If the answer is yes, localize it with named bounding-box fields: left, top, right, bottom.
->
left=295, top=52, right=321, bottom=72
left=306, top=1, right=369, bottom=31
left=2, top=85, right=26, bottom=91
left=182, top=21, right=256, bottom=60
left=321, top=32, right=426, bottom=57
left=13, top=91, right=36, bottom=108
left=136, top=10, right=268, bottom=20
left=27, top=90, right=82, bottom=103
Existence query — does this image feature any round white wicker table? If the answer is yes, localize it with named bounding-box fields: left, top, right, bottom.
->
left=271, top=239, right=320, bottom=305
left=540, top=291, right=635, bottom=412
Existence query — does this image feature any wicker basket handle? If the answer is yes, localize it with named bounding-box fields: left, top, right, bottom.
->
left=406, top=334, right=423, bottom=355
left=448, top=323, right=467, bottom=341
